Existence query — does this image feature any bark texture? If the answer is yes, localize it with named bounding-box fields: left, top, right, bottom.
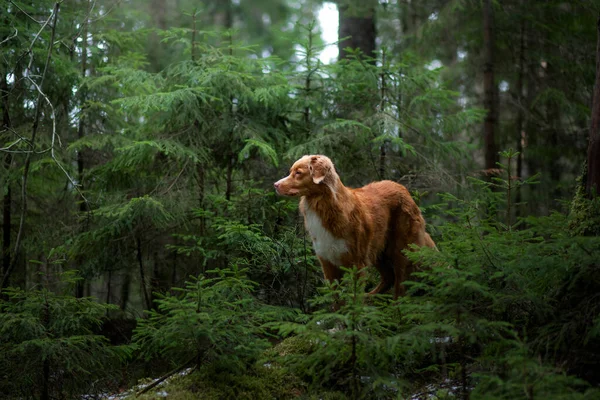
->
left=338, top=1, right=376, bottom=61
left=483, top=0, right=498, bottom=170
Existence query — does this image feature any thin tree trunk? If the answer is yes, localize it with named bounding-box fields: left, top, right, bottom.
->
left=586, top=14, right=600, bottom=198
left=171, top=250, right=177, bottom=287
left=77, top=2, right=88, bottom=213
left=304, top=22, right=315, bottom=129
left=224, top=1, right=235, bottom=202
left=120, top=267, right=131, bottom=310
left=41, top=298, right=50, bottom=400
left=379, top=48, right=387, bottom=180
left=191, top=8, right=198, bottom=62
left=137, top=236, right=151, bottom=310
left=191, top=15, right=206, bottom=233
left=2, top=163, right=10, bottom=278
left=1, top=73, right=11, bottom=279
left=106, top=269, right=112, bottom=308
left=225, top=153, right=234, bottom=201
left=482, top=0, right=498, bottom=171
left=148, top=0, right=167, bottom=72
left=515, top=11, right=526, bottom=211
left=75, top=0, right=91, bottom=298
left=150, top=249, right=160, bottom=306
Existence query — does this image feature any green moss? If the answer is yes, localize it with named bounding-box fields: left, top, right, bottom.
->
left=267, top=335, right=315, bottom=358
left=569, top=166, right=600, bottom=236
left=132, top=362, right=305, bottom=400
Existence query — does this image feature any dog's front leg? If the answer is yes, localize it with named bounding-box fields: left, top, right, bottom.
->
left=318, top=257, right=343, bottom=284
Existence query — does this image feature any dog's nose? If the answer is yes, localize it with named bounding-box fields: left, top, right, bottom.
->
left=274, top=182, right=280, bottom=189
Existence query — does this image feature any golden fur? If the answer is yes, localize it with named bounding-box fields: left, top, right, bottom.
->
left=274, top=155, right=436, bottom=298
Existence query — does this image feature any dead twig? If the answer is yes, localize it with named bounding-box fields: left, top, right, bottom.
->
left=0, top=27, right=18, bottom=46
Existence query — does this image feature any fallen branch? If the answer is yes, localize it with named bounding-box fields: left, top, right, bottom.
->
left=136, top=357, right=196, bottom=397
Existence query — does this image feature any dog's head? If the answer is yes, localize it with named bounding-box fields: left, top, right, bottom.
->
left=274, top=155, right=338, bottom=197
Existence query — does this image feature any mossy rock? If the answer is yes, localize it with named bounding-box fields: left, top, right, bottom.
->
left=267, top=335, right=315, bottom=358
left=133, top=363, right=305, bottom=399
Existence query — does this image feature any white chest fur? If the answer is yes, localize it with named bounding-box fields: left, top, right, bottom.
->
left=303, top=205, right=348, bottom=265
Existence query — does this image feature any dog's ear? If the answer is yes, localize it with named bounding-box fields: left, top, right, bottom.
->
left=309, top=156, right=330, bottom=184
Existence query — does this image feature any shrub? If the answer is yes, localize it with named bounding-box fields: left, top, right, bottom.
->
left=0, top=274, right=130, bottom=399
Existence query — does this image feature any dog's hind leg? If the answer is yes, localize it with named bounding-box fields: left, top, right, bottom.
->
left=368, top=255, right=395, bottom=295
left=392, top=254, right=413, bottom=299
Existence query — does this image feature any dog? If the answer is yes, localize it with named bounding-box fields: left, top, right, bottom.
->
left=274, top=155, right=436, bottom=298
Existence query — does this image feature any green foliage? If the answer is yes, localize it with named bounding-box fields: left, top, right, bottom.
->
left=0, top=274, right=131, bottom=399
left=272, top=268, right=408, bottom=399
left=402, top=153, right=600, bottom=397
left=132, top=266, right=286, bottom=373
left=134, top=365, right=305, bottom=400
left=473, top=342, right=599, bottom=400
left=2, top=0, right=600, bottom=398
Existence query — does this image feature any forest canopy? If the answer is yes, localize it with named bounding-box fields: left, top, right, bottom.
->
left=1, top=0, right=600, bottom=399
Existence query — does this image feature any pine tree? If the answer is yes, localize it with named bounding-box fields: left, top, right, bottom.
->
left=0, top=273, right=131, bottom=399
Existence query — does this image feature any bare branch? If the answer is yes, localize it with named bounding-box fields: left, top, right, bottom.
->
left=8, top=1, right=44, bottom=24
left=25, top=5, right=60, bottom=73
left=0, top=138, right=31, bottom=152
left=0, top=127, right=33, bottom=148
left=0, top=28, right=18, bottom=46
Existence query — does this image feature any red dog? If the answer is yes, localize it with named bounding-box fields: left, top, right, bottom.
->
left=274, top=155, right=436, bottom=298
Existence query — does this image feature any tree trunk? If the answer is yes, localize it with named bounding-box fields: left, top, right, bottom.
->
left=75, top=0, right=90, bottom=298
left=77, top=3, right=88, bottom=213
left=225, top=153, right=234, bottom=201
left=379, top=48, right=388, bottom=180
left=586, top=15, right=600, bottom=198
left=224, top=1, right=235, bottom=202
left=338, top=0, right=377, bottom=61
left=1, top=73, right=11, bottom=279
left=41, top=299, right=50, bottom=400
left=150, top=249, right=160, bottom=306
left=191, top=19, right=206, bottom=234
left=120, top=267, right=131, bottom=310
left=106, top=269, right=112, bottom=307
left=515, top=12, right=526, bottom=210
left=197, top=163, right=206, bottom=233
left=148, top=0, right=167, bottom=72
left=137, top=236, right=151, bottom=310
left=482, top=0, right=498, bottom=171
